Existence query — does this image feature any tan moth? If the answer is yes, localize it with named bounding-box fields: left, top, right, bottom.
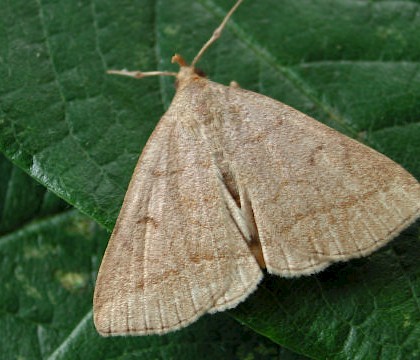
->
left=94, top=0, right=420, bottom=336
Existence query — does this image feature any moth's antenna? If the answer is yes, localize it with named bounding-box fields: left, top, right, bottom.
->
left=108, top=0, right=242, bottom=79
left=191, top=0, right=243, bottom=67
left=107, top=70, right=177, bottom=78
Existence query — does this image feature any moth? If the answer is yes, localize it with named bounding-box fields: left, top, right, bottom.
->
left=94, top=0, right=420, bottom=336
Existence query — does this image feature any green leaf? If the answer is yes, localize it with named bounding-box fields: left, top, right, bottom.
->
left=0, top=154, right=69, bottom=236
left=0, top=0, right=419, bottom=359
left=0, top=154, right=300, bottom=359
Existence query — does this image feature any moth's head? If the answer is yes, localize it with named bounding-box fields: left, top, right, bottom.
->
left=172, top=54, right=207, bottom=89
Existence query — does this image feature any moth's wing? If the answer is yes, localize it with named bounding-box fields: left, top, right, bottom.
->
left=93, top=106, right=262, bottom=336
left=216, top=84, right=420, bottom=277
